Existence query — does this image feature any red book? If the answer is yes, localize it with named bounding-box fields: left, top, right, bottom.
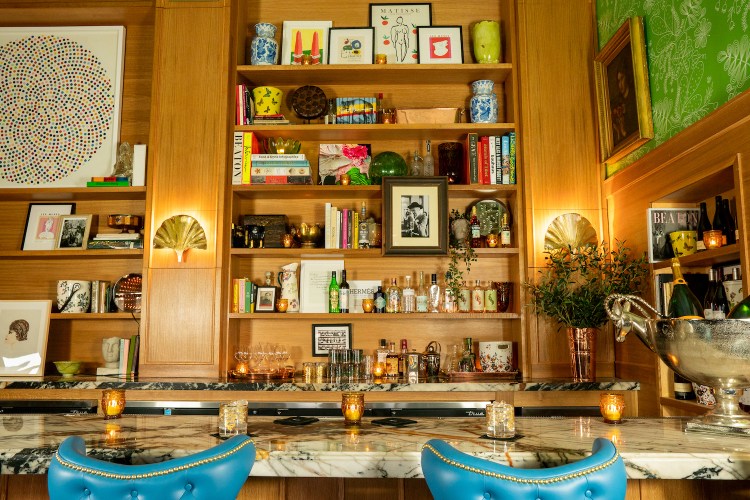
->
left=480, top=136, right=491, bottom=184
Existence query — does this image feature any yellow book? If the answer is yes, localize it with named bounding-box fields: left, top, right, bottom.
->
left=241, top=132, right=259, bottom=185
left=352, top=211, right=359, bottom=249
left=231, top=279, right=240, bottom=313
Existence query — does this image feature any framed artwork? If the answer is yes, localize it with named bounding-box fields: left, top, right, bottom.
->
left=594, top=16, right=653, bottom=164
left=382, top=176, right=448, bottom=255
left=369, top=3, right=432, bottom=64
left=318, top=144, right=372, bottom=184
left=646, top=208, right=699, bottom=263
left=0, top=26, right=125, bottom=187
left=0, top=300, right=52, bottom=376
left=255, top=286, right=278, bottom=312
left=311, top=323, right=352, bottom=357
left=328, top=28, right=375, bottom=64
left=55, top=214, right=93, bottom=250
left=417, top=26, right=463, bottom=64
left=281, top=21, right=333, bottom=65
left=21, top=203, right=76, bottom=251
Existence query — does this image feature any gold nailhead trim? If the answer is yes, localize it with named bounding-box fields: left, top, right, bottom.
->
left=422, top=443, right=620, bottom=484
left=55, top=439, right=254, bottom=480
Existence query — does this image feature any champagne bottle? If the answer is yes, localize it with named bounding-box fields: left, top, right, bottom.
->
left=339, top=270, right=350, bottom=313
left=328, top=271, right=340, bottom=313
left=722, top=199, right=736, bottom=245
left=712, top=196, right=726, bottom=245
left=673, top=373, right=696, bottom=400
left=728, top=294, right=750, bottom=319
left=667, top=258, right=703, bottom=319
left=500, top=212, right=511, bottom=248
left=703, top=268, right=729, bottom=319
left=696, top=201, right=711, bottom=250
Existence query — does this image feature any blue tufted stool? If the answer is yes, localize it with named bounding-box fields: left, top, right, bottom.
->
left=421, top=437, right=626, bottom=500
left=48, top=434, right=255, bottom=500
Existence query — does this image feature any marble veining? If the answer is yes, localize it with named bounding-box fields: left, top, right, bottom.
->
left=0, top=415, right=746, bottom=480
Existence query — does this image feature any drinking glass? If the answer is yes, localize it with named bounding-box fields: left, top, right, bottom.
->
left=494, top=282, right=513, bottom=313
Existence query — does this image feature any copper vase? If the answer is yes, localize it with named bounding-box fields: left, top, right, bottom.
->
left=567, top=327, right=597, bottom=382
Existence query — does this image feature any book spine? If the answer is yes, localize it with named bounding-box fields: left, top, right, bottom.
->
left=86, top=240, right=144, bottom=249
left=352, top=210, right=359, bottom=249
left=489, top=136, right=497, bottom=185
left=236, top=84, right=243, bottom=125
left=91, top=280, right=101, bottom=313
left=242, top=132, right=258, bottom=185
left=244, top=85, right=253, bottom=125
left=324, top=203, right=332, bottom=249
left=132, top=144, right=147, bottom=187
left=508, top=131, right=516, bottom=184
left=232, top=132, right=243, bottom=185
left=501, top=134, right=510, bottom=185
left=232, top=279, right=240, bottom=313
left=244, top=279, right=254, bottom=313
left=251, top=154, right=306, bottom=161
left=126, top=335, right=137, bottom=377
left=87, top=181, right=130, bottom=187
left=480, top=136, right=490, bottom=184
left=131, top=335, right=140, bottom=376
left=238, top=279, right=246, bottom=313
left=249, top=176, right=313, bottom=185
left=250, top=165, right=311, bottom=174
left=342, top=209, right=349, bottom=249
left=119, top=338, right=128, bottom=377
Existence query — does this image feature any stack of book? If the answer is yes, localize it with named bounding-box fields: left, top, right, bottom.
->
left=231, top=278, right=256, bottom=313
left=323, top=202, right=361, bottom=249
left=119, top=335, right=139, bottom=378
left=252, top=114, right=291, bottom=125
left=87, top=176, right=130, bottom=187
left=250, top=154, right=312, bottom=184
left=464, top=132, right=517, bottom=185
left=87, top=232, right=144, bottom=249
left=236, top=83, right=253, bottom=125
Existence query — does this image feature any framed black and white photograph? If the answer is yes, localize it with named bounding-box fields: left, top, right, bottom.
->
left=55, top=214, right=92, bottom=250
left=646, top=208, right=699, bottom=263
left=328, top=27, right=375, bottom=64
left=417, top=26, right=463, bottom=64
left=21, top=203, right=76, bottom=251
left=312, top=323, right=352, bottom=357
left=383, top=176, right=448, bottom=255
left=370, top=3, right=432, bottom=64
left=0, top=300, right=52, bottom=376
left=255, top=286, right=278, bottom=313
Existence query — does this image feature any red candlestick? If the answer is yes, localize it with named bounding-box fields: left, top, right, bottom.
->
left=311, top=31, right=320, bottom=64
left=293, top=30, right=303, bottom=64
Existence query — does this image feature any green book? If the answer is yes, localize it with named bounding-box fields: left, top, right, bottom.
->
left=87, top=181, right=130, bottom=187
left=126, top=335, right=137, bottom=377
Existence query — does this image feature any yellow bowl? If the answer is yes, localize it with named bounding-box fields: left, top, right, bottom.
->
left=669, top=230, right=698, bottom=257
left=53, top=361, right=82, bottom=378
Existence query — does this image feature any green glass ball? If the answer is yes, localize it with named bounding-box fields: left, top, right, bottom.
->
left=369, top=151, right=407, bottom=185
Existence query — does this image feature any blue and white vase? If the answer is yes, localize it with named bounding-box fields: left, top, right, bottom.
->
left=250, top=23, right=279, bottom=65
left=470, top=79, right=498, bottom=123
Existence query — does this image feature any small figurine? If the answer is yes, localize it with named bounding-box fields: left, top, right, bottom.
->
left=112, top=142, right=134, bottom=178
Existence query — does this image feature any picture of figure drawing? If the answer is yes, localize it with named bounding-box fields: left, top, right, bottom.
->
left=1, top=318, right=41, bottom=374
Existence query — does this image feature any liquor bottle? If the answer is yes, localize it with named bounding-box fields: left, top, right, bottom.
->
left=724, top=267, right=745, bottom=310
left=401, top=275, right=416, bottom=313
left=471, top=279, right=485, bottom=313
left=443, top=272, right=456, bottom=313
left=326, top=98, right=337, bottom=125
left=457, top=281, right=471, bottom=313
left=339, top=269, right=350, bottom=313
left=469, top=206, right=482, bottom=248
left=712, top=195, right=726, bottom=245
left=373, top=285, right=386, bottom=313
left=386, top=278, right=401, bottom=313
left=459, top=337, right=475, bottom=372
left=428, top=273, right=442, bottom=313
left=358, top=202, right=370, bottom=249
left=722, top=199, right=736, bottom=245
left=423, top=140, right=435, bottom=176
left=376, top=92, right=384, bottom=124
left=410, top=149, right=423, bottom=177
left=500, top=212, right=511, bottom=248
left=696, top=201, right=711, bottom=250
left=673, top=373, right=696, bottom=400
left=328, top=271, right=340, bottom=313
left=728, top=293, right=750, bottom=319
left=415, top=271, right=429, bottom=313
left=484, top=282, right=497, bottom=312
left=398, top=339, right=409, bottom=377
left=385, top=341, right=399, bottom=377
left=667, top=258, right=703, bottom=319
left=374, top=338, right=389, bottom=377
left=703, top=268, right=729, bottom=319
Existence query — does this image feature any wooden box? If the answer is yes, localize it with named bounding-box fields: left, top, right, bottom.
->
left=241, top=214, right=289, bottom=248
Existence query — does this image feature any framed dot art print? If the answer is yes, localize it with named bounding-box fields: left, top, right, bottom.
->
left=0, top=26, right=125, bottom=188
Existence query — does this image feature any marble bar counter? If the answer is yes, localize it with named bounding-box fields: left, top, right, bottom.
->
left=1, top=414, right=747, bottom=480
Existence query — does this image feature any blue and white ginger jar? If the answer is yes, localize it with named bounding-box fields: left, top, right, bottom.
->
left=250, top=23, right=279, bottom=65
left=470, top=79, right=498, bottom=123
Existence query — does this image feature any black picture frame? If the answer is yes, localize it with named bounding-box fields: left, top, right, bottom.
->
left=312, top=323, right=352, bottom=356
left=383, top=176, right=448, bottom=255
left=255, top=286, right=277, bottom=312
left=416, top=25, right=463, bottom=64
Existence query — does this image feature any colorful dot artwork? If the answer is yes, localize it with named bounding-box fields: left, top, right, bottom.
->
left=0, top=34, right=114, bottom=185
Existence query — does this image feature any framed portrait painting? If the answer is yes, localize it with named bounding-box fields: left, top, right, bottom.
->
left=328, top=28, right=375, bottom=64
left=55, top=214, right=92, bottom=250
left=0, top=300, right=52, bottom=376
left=594, top=16, right=653, bottom=164
left=382, top=176, right=448, bottom=255
left=417, top=26, right=463, bottom=64
left=21, top=203, right=76, bottom=251
left=0, top=26, right=125, bottom=187
left=311, top=323, right=352, bottom=357
left=369, top=3, right=432, bottom=64
left=281, top=21, right=333, bottom=65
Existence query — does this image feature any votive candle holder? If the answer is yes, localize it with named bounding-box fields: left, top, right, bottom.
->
left=102, top=389, right=126, bottom=419
left=600, top=393, right=625, bottom=424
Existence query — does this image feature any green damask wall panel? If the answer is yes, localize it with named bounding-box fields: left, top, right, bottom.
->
left=597, top=0, right=750, bottom=177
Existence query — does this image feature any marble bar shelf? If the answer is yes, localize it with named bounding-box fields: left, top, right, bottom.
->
left=0, top=377, right=639, bottom=392
left=0, top=415, right=747, bottom=480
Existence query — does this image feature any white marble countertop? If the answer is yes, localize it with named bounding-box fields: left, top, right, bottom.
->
left=0, top=414, right=747, bottom=480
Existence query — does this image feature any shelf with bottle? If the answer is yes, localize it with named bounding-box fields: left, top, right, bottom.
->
left=229, top=312, right=520, bottom=320
left=651, top=244, right=740, bottom=270
left=230, top=247, right=519, bottom=257
left=51, top=312, right=141, bottom=320
left=232, top=183, right=518, bottom=199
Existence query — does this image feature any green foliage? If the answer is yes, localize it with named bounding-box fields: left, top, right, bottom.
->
left=525, top=241, right=648, bottom=329
left=447, top=209, right=477, bottom=300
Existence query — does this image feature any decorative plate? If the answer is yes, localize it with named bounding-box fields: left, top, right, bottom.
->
left=290, top=85, right=327, bottom=121
left=466, top=199, right=512, bottom=236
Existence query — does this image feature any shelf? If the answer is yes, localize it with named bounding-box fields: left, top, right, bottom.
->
left=230, top=247, right=518, bottom=257
left=659, top=396, right=712, bottom=414
left=0, top=250, right=144, bottom=259
left=235, top=123, right=515, bottom=141
left=232, top=183, right=517, bottom=200
left=237, top=63, right=513, bottom=86
left=651, top=244, right=740, bottom=270
left=229, top=312, right=520, bottom=319
left=0, top=187, right=147, bottom=202
left=51, top=313, right=141, bottom=320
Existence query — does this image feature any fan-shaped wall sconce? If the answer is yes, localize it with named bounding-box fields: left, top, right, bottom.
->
left=152, top=215, right=207, bottom=263
left=544, top=213, right=597, bottom=251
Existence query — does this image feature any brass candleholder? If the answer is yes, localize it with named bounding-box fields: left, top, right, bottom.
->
left=599, top=393, right=625, bottom=424
left=342, top=392, right=365, bottom=426
left=102, top=389, right=126, bottom=419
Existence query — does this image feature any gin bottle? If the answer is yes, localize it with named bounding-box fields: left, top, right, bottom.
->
left=458, top=281, right=471, bottom=313
left=386, top=278, right=401, bottom=313
left=423, top=140, right=434, bottom=176
left=415, top=271, right=429, bottom=313
left=428, top=273, right=442, bottom=313
left=471, top=279, right=485, bottom=312
left=442, top=272, right=456, bottom=313
left=401, top=275, right=416, bottom=313
left=374, top=285, right=386, bottom=313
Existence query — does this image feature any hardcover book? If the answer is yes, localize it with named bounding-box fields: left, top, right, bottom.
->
left=646, top=208, right=699, bottom=263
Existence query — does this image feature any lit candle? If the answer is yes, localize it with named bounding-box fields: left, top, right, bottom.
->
left=372, top=362, right=385, bottom=378
left=235, top=362, right=249, bottom=375
left=375, top=53, right=387, bottom=64
left=102, top=389, right=126, bottom=419
left=341, top=392, right=364, bottom=426
left=599, top=393, right=625, bottom=424
left=704, top=229, right=723, bottom=250
left=104, top=423, right=122, bottom=445
left=340, top=173, right=350, bottom=186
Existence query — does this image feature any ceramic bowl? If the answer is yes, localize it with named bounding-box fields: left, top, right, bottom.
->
left=669, top=230, right=698, bottom=257
left=54, top=361, right=82, bottom=378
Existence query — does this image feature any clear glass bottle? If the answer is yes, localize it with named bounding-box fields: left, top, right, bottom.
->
left=328, top=271, right=340, bottom=313
left=401, top=275, right=416, bottom=313
left=374, top=285, right=386, bottom=313
left=471, top=279, right=485, bottom=313
left=385, top=341, right=399, bottom=377
left=326, top=98, right=337, bottom=125
left=410, top=149, right=423, bottom=176
left=339, top=269, right=350, bottom=313
left=469, top=206, right=482, bottom=248
left=374, top=338, right=389, bottom=377
left=358, top=202, right=370, bottom=249
left=500, top=212, right=511, bottom=248
left=428, top=273, right=442, bottom=313
left=386, top=277, right=401, bottom=313
left=459, top=337, right=475, bottom=372
left=423, top=140, right=434, bottom=176
left=458, top=280, right=471, bottom=313
left=484, top=282, right=498, bottom=312
left=443, top=272, right=456, bottom=313
left=415, top=271, right=429, bottom=313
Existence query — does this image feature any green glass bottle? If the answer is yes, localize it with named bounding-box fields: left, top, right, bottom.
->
left=727, top=294, right=750, bottom=319
left=667, top=257, right=703, bottom=319
left=328, top=271, right=340, bottom=313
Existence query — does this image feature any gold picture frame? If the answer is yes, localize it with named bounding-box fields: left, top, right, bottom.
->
left=594, top=16, right=653, bottom=164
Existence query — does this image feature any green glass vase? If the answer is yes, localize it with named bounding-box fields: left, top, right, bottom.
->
left=472, top=21, right=501, bottom=64
left=369, top=151, right=407, bottom=185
